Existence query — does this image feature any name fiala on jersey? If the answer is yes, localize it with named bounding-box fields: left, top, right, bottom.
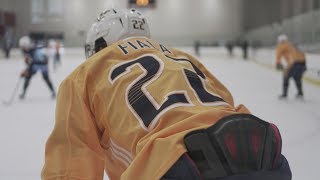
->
left=117, top=38, right=172, bottom=55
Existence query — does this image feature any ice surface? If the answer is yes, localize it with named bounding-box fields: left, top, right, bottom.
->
left=0, top=47, right=319, bottom=180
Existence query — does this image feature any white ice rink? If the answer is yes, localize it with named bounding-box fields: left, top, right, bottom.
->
left=0, top=47, right=319, bottom=180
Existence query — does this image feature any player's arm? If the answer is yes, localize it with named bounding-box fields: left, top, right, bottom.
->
left=24, top=55, right=32, bottom=65
left=276, top=45, right=284, bottom=70
left=42, top=48, right=49, bottom=64
left=20, top=54, right=32, bottom=77
left=41, top=78, right=105, bottom=180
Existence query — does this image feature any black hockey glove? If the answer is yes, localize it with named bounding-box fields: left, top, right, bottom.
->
left=276, top=63, right=284, bottom=70
left=184, top=114, right=291, bottom=180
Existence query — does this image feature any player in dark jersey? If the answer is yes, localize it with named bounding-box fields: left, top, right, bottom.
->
left=18, top=36, right=56, bottom=99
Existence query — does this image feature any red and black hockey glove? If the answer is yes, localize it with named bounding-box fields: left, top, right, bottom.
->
left=184, top=114, right=291, bottom=180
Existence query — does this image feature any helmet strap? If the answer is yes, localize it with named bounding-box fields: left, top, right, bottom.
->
left=94, top=37, right=108, bottom=53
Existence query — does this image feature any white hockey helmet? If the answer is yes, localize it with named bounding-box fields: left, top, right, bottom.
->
left=19, top=36, right=33, bottom=49
left=85, top=8, right=150, bottom=58
left=277, top=34, right=288, bottom=43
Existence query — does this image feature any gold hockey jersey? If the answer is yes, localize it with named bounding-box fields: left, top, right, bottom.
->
left=41, top=37, right=250, bottom=180
left=276, top=41, right=306, bottom=66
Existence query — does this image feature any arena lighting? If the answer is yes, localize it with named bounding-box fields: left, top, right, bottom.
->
left=136, top=0, right=149, bottom=6
left=129, top=0, right=156, bottom=8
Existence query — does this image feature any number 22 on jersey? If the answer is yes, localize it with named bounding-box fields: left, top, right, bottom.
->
left=109, top=54, right=225, bottom=131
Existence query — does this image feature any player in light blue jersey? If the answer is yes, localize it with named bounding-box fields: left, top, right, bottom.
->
left=19, top=36, right=56, bottom=99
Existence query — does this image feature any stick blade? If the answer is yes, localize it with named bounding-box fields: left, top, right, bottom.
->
left=2, top=100, right=13, bottom=106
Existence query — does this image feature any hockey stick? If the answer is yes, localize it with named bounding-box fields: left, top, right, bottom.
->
left=2, top=77, right=22, bottom=106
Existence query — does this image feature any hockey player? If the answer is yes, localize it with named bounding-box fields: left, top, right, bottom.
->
left=276, top=34, right=307, bottom=99
left=42, top=8, right=291, bottom=180
left=18, top=36, right=56, bottom=99
left=52, top=40, right=62, bottom=71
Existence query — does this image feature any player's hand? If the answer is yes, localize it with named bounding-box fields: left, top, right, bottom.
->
left=276, top=63, right=283, bottom=70
left=24, top=56, right=32, bottom=65
left=20, top=70, right=29, bottom=77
